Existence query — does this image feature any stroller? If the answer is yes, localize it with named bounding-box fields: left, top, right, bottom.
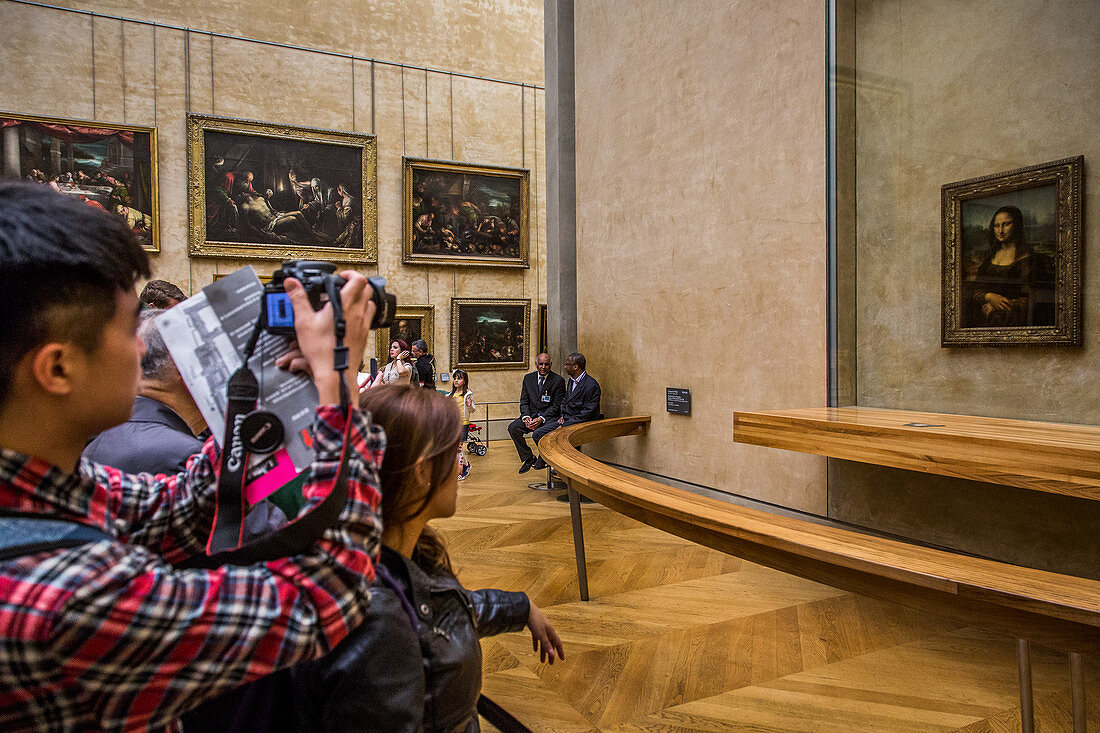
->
left=465, top=422, right=487, bottom=456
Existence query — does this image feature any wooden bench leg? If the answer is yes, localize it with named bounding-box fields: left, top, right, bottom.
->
left=566, top=481, right=589, bottom=602
left=1070, top=652, right=1086, bottom=733
left=1017, top=639, right=1035, bottom=733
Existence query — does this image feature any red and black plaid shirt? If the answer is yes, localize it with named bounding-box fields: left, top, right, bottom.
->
left=0, top=405, right=384, bottom=732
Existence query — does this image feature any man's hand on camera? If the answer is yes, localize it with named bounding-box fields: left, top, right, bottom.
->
left=280, top=272, right=376, bottom=406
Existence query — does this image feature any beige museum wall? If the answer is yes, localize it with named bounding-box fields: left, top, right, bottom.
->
left=0, top=0, right=547, bottom=407
left=572, top=0, right=828, bottom=512
left=852, top=0, right=1100, bottom=422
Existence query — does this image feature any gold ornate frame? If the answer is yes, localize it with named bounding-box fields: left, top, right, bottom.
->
left=403, top=157, right=529, bottom=268
left=451, top=298, right=531, bottom=371
left=375, top=305, right=435, bottom=364
left=187, top=114, right=377, bottom=263
left=1, top=111, right=160, bottom=252
left=941, top=156, right=1083, bottom=347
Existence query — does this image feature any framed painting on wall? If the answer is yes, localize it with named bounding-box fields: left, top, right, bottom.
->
left=451, top=298, right=531, bottom=371
left=188, top=114, right=377, bottom=263
left=403, top=157, right=529, bottom=268
left=1, top=112, right=159, bottom=251
left=941, top=156, right=1083, bottom=347
left=375, top=305, right=435, bottom=365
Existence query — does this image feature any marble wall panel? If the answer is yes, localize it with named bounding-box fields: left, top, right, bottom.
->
left=209, top=38, right=352, bottom=129
left=574, top=0, right=827, bottom=512
left=0, top=4, right=93, bottom=118
left=38, top=0, right=544, bottom=85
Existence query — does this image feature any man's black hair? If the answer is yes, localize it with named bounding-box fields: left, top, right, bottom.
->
left=412, top=339, right=429, bottom=354
left=0, top=182, right=151, bottom=406
left=566, top=352, right=586, bottom=371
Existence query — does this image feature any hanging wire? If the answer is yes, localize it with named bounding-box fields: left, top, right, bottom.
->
left=209, top=33, right=215, bottom=115
left=89, top=14, right=96, bottom=118
left=152, top=24, right=158, bottom=126
left=184, top=29, right=191, bottom=114
left=120, top=19, right=126, bottom=122
left=424, top=68, right=429, bottom=156
left=449, top=72, right=454, bottom=160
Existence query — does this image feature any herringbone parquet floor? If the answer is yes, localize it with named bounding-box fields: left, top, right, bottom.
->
left=439, top=442, right=1099, bottom=732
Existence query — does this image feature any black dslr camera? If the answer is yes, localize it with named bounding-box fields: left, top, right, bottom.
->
left=261, top=260, right=396, bottom=335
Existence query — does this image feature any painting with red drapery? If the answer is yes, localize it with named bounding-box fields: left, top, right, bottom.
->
left=0, top=113, right=159, bottom=251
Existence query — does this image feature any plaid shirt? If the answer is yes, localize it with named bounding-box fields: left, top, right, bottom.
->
left=0, top=405, right=384, bottom=733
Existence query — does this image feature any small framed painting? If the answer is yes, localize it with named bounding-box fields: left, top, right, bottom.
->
left=375, top=305, right=435, bottom=365
left=451, top=298, right=530, bottom=370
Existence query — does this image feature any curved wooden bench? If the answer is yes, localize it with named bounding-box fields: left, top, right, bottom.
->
left=538, top=416, right=1100, bottom=657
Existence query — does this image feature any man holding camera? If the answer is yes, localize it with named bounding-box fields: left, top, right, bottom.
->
left=0, top=183, right=385, bottom=732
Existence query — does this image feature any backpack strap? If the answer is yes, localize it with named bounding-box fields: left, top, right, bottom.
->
left=0, top=514, right=112, bottom=562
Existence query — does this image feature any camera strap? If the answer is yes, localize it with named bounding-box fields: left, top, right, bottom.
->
left=205, top=363, right=259, bottom=555
left=183, top=289, right=356, bottom=568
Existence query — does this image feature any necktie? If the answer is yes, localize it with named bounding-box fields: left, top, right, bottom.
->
left=569, top=378, right=575, bottom=394
left=538, top=375, right=545, bottom=392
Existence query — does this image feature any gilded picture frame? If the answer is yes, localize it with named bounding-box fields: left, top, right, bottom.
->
left=941, top=156, right=1083, bottom=347
left=375, top=305, right=435, bottom=365
left=1, top=111, right=159, bottom=252
left=188, top=114, right=377, bottom=263
left=451, top=298, right=531, bottom=371
left=403, top=157, right=529, bottom=268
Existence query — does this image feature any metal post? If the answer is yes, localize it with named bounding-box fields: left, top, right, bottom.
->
left=1017, top=639, right=1035, bottom=733
left=1070, top=652, right=1086, bottom=733
left=566, top=480, right=589, bottom=601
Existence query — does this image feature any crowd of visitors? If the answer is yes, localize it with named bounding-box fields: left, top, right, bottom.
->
left=0, top=182, right=562, bottom=732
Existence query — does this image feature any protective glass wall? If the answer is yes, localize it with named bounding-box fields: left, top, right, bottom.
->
left=829, top=0, right=1099, bottom=422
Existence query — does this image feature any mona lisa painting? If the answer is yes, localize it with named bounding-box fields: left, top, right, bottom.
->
left=941, top=156, right=1082, bottom=347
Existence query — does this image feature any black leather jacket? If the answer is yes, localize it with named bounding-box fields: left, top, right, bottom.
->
left=292, top=545, right=530, bottom=733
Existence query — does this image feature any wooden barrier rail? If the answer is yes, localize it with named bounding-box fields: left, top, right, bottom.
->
left=538, top=415, right=1100, bottom=656
left=541, top=415, right=1098, bottom=730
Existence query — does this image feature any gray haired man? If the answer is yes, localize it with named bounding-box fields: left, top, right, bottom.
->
left=83, top=308, right=206, bottom=473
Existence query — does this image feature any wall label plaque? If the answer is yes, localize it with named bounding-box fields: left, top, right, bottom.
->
left=666, top=388, right=691, bottom=415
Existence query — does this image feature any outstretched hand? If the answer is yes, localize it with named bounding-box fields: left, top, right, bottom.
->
left=527, top=603, right=564, bottom=664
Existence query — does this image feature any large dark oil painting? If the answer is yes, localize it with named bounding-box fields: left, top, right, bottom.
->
left=404, top=157, right=528, bottom=268
left=188, top=115, right=377, bottom=262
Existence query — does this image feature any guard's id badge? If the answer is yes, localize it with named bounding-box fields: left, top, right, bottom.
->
left=541, top=394, right=551, bottom=402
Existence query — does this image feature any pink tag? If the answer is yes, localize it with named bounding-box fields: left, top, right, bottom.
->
left=245, top=448, right=299, bottom=504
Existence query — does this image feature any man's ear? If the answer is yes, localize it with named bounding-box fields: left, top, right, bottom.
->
left=26, top=342, right=84, bottom=397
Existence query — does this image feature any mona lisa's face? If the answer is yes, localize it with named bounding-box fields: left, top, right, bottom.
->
left=992, top=212, right=1016, bottom=244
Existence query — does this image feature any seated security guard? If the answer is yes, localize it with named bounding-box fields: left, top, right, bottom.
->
left=507, top=352, right=566, bottom=474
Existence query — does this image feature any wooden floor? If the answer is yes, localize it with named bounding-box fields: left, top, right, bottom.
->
left=439, top=442, right=1099, bottom=733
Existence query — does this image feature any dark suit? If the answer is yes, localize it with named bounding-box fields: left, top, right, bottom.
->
left=82, top=395, right=203, bottom=474
left=508, top=370, right=566, bottom=462
left=81, top=395, right=285, bottom=539
left=532, top=372, right=601, bottom=445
